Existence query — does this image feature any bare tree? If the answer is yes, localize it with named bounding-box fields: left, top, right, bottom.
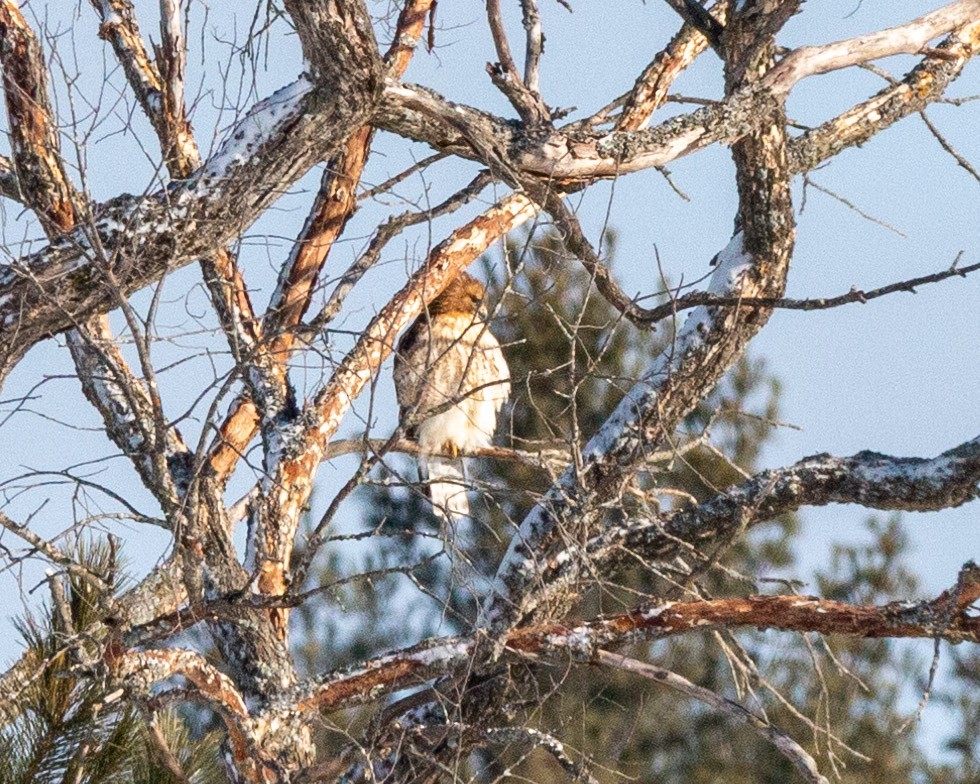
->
left=0, top=1, right=978, bottom=782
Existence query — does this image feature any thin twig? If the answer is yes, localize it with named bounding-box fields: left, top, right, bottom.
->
left=919, top=110, right=980, bottom=183
left=357, top=152, right=447, bottom=202
left=597, top=651, right=829, bottom=784
left=804, top=176, right=908, bottom=237
left=632, top=254, right=978, bottom=326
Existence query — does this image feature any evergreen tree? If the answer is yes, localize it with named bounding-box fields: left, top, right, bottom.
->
left=0, top=540, right=224, bottom=784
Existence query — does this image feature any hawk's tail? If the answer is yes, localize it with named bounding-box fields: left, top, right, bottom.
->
left=419, top=455, right=470, bottom=521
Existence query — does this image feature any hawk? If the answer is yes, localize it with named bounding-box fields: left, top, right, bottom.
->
left=393, top=272, right=510, bottom=521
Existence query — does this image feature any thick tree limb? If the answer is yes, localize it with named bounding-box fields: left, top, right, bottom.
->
left=111, top=647, right=248, bottom=718
left=634, top=436, right=980, bottom=552
left=789, top=18, right=980, bottom=174
left=661, top=0, right=724, bottom=53
left=108, top=648, right=265, bottom=781
left=619, top=1, right=727, bottom=130
left=282, top=0, right=380, bottom=89
left=0, top=74, right=297, bottom=370
left=524, top=435, right=980, bottom=608
left=67, top=319, right=190, bottom=507
left=2, top=0, right=191, bottom=512
left=509, top=570, right=980, bottom=656
left=0, top=153, right=23, bottom=202
left=0, top=0, right=79, bottom=233
left=378, top=5, right=979, bottom=182
left=765, top=0, right=980, bottom=95
left=288, top=563, right=980, bottom=717
left=2, top=11, right=975, bottom=387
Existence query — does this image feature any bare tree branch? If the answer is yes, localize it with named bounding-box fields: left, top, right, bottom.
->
left=789, top=18, right=980, bottom=173
left=209, top=0, right=434, bottom=483
left=1, top=3, right=977, bottom=780
left=0, top=18, right=381, bottom=385
left=528, top=435, right=980, bottom=609
left=661, top=0, right=724, bottom=53
left=630, top=255, right=980, bottom=325
left=0, top=0, right=79, bottom=233
left=289, top=563, right=980, bottom=717
left=3, top=11, right=976, bottom=385
left=484, top=0, right=550, bottom=123
left=619, top=1, right=728, bottom=130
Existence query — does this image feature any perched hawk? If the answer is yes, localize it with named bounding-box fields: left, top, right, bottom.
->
left=393, top=272, right=510, bottom=521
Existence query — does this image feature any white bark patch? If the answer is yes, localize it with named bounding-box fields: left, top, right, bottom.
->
left=205, top=77, right=313, bottom=178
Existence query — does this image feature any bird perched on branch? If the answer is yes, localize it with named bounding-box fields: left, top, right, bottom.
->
left=394, top=272, right=510, bottom=521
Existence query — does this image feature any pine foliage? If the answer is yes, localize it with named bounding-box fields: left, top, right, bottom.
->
left=0, top=539, right=224, bottom=784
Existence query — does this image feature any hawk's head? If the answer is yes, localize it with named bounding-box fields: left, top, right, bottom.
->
left=428, top=272, right=487, bottom=318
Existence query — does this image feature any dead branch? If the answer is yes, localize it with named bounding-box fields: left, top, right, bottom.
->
left=765, top=1, right=980, bottom=94
left=596, top=651, right=828, bottom=784
left=790, top=19, right=980, bottom=173
left=630, top=256, right=980, bottom=325
left=619, top=1, right=728, bottom=130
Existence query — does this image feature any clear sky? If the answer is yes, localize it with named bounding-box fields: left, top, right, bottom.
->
left=1, top=0, right=977, bottom=757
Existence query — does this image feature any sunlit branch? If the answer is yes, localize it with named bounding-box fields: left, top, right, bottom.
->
left=291, top=564, right=980, bottom=716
